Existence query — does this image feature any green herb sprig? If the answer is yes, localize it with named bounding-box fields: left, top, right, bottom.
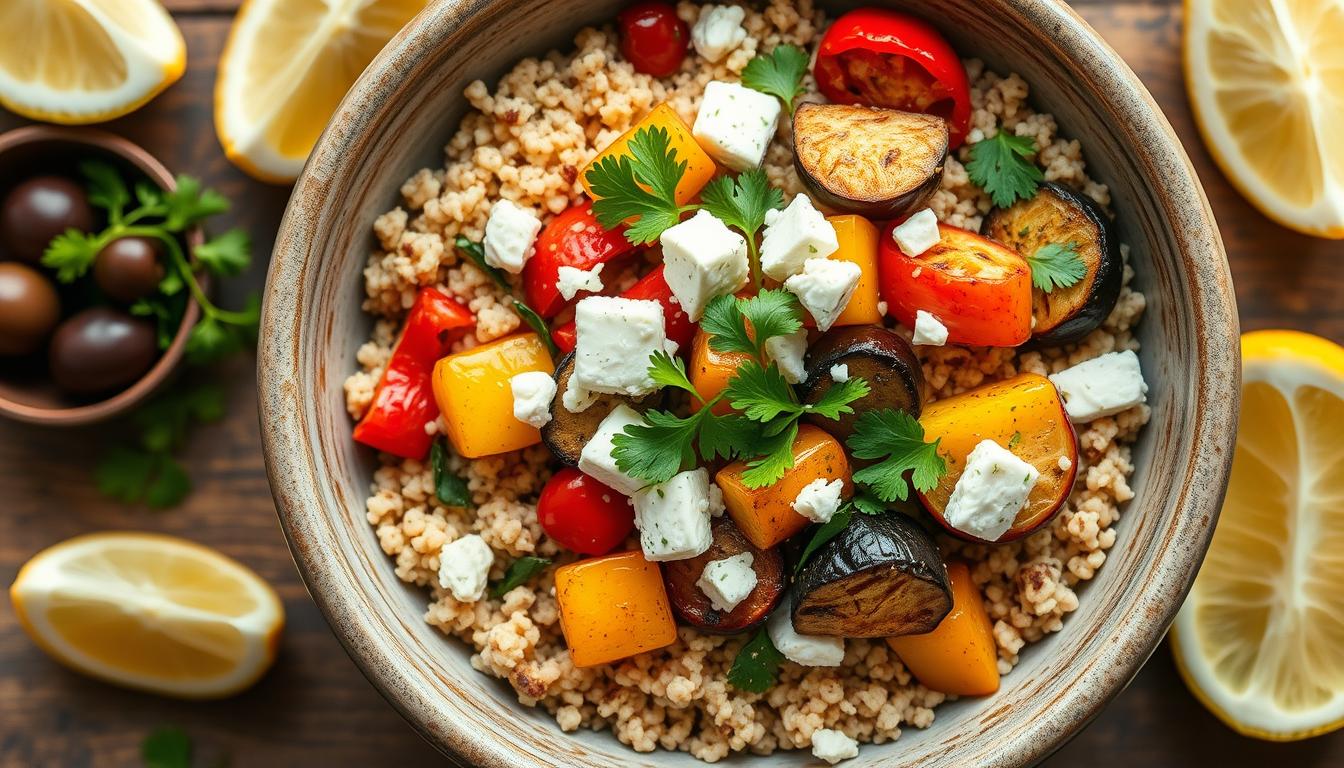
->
left=699, top=169, right=784, bottom=290
left=490, top=556, right=553, bottom=598
left=965, top=131, right=1044, bottom=208
left=586, top=126, right=699, bottom=245
left=741, top=45, right=810, bottom=115
left=846, top=409, right=947, bottom=503
left=726, top=626, right=786, bottom=693
left=454, top=236, right=559, bottom=358
left=431, top=438, right=473, bottom=508
left=1025, top=241, right=1086, bottom=292
left=142, top=727, right=192, bottom=768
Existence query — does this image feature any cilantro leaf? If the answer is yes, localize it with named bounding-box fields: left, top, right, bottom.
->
left=431, top=439, right=472, bottom=508
left=41, top=228, right=101, bottom=282
left=1026, top=242, right=1086, bottom=292
left=965, top=131, right=1043, bottom=208
left=794, top=506, right=854, bottom=575
left=847, top=409, right=947, bottom=502
left=185, top=293, right=260, bottom=366
left=740, top=419, right=798, bottom=488
left=490, top=556, right=552, bottom=598
left=512, top=299, right=558, bottom=358
left=162, top=175, right=230, bottom=231
left=586, top=125, right=687, bottom=245
left=144, top=456, right=192, bottom=509
left=741, top=45, right=810, bottom=115
left=612, top=409, right=704, bottom=485
left=80, top=160, right=130, bottom=220
left=452, top=237, right=554, bottom=355
left=803, top=377, right=871, bottom=420
left=142, top=727, right=192, bottom=768
left=697, top=413, right=759, bottom=462
left=648, top=350, right=699, bottom=398
left=703, top=289, right=802, bottom=360
left=725, top=360, right=799, bottom=423
left=194, top=228, right=251, bottom=277
left=849, top=491, right=886, bottom=516
left=455, top=236, right=511, bottom=291
left=700, top=294, right=757, bottom=356
left=727, top=626, right=786, bottom=693
left=95, top=447, right=158, bottom=503
left=700, top=168, right=783, bottom=245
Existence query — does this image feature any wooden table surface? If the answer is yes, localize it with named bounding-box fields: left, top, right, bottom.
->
left=2, top=1, right=1342, bottom=766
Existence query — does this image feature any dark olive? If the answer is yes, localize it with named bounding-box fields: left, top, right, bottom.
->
left=94, top=236, right=165, bottom=303
left=0, top=262, right=61, bottom=356
left=48, top=306, right=158, bottom=395
left=0, top=176, right=95, bottom=264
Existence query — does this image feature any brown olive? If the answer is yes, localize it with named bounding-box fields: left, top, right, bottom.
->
left=0, top=262, right=61, bottom=356
left=95, top=236, right=165, bottom=303
left=48, top=306, right=158, bottom=395
left=0, top=176, right=95, bottom=264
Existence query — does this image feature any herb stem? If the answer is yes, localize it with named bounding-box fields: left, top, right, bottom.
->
left=123, top=226, right=251, bottom=325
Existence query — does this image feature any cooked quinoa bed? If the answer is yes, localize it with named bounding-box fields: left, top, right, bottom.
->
left=342, top=1, right=1150, bottom=760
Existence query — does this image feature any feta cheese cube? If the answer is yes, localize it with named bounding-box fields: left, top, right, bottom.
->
left=660, top=210, right=749, bottom=320
left=691, top=4, right=747, bottom=62
left=483, top=199, right=542, bottom=274
left=830, top=364, right=849, bottom=383
left=556, top=263, right=604, bottom=301
left=632, top=468, right=716, bottom=561
left=792, top=478, right=844, bottom=524
left=783, top=258, right=862, bottom=332
left=578, top=404, right=648, bottom=496
left=767, top=609, right=845, bottom=666
left=572, top=296, right=669, bottom=397
left=945, top=439, right=1041, bottom=542
left=509, top=371, right=556, bottom=428
left=811, top=729, right=860, bottom=765
left=708, top=481, right=726, bottom=517
left=765, top=328, right=808, bottom=384
left=1048, top=350, right=1149, bottom=422
left=891, top=208, right=941, bottom=256
left=696, top=552, right=757, bottom=612
left=760, top=194, right=839, bottom=281
left=692, top=81, right=781, bottom=171
left=437, top=534, right=494, bottom=602
left=561, top=377, right=598, bottom=414
left=912, top=310, right=949, bottom=346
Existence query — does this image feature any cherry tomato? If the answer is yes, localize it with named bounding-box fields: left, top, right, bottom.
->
left=538, top=468, right=635, bottom=555
left=523, top=202, right=636, bottom=318
left=814, top=8, right=972, bottom=147
left=550, top=264, right=694, bottom=354
left=878, top=222, right=1031, bottom=347
left=617, top=1, right=690, bottom=77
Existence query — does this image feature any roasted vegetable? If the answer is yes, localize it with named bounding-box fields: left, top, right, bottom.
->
left=689, top=328, right=752, bottom=416
left=541, top=352, right=653, bottom=465
left=886, top=560, right=999, bottom=696
left=801, top=326, right=923, bottom=439
left=791, top=511, right=951, bottom=637
left=793, top=103, right=947, bottom=219
left=432, top=332, right=554, bottom=459
left=581, top=103, right=714, bottom=206
left=537, top=467, right=635, bottom=555
left=982, top=182, right=1122, bottom=344
left=825, top=215, right=883, bottom=327
left=918, top=373, right=1078, bottom=542
left=555, top=550, right=678, bottom=667
left=662, top=517, right=785, bottom=633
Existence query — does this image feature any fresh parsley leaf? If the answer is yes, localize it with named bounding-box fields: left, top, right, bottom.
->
left=703, top=289, right=802, bottom=360
left=142, top=727, right=192, bottom=768
left=965, top=131, right=1043, bottom=208
left=1026, top=242, right=1086, bottom=292
left=612, top=409, right=705, bottom=485
left=513, top=299, right=558, bottom=358
left=741, top=45, right=809, bottom=115
left=95, top=447, right=158, bottom=503
left=648, top=350, right=699, bottom=398
left=81, top=160, right=130, bottom=220
left=41, top=228, right=101, bottom=282
left=700, top=168, right=784, bottom=246
left=185, top=294, right=260, bottom=365
left=849, top=490, right=886, bottom=516
left=700, top=294, right=757, bottom=356
left=586, top=125, right=687, bottom=245
left=794, top=506, right=854, bottom=575
left=803, top=377, right=870, bottom=420
left=431, top=440, right=472, bottom=508
left=144, top=457, right=192, bottom=509
left=725, top=360, right=799, bottom=422
left=195, top=228, right=251, bottom=277
left=163, top=175, right=230, bottom=231
left=697, top=413, right=759, bottom=462
left=727, top=626, right=786, bottom=693
left=452, top=237, right=554, bottom=355
left=135, top=384, right=226, bottom=453
left=131, top=296, right=179, bottom=349
left=740, top=419, right=798, bottom=488
left=134, top=181, right=161, bottom=210
left=490, top=556, right=552, bottom=598
left=455, top=236, right=511, bottom=292
left=847, top=409, right=947, bottom=502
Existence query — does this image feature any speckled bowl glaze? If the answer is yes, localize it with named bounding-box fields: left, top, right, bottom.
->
left=259, top=1, right=1240, bottom=765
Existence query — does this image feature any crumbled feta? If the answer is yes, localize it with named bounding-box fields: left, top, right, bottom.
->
left=811, top=729, right=860, bottom=764
left=1048, top=350, right=1149, bottom=422
left=561, top=377, right=598, bottom=413
left=765, top=328, right=808, bottom=384
left=692, top=81, right=781, bottom=171
left=660, top=210, right=749, bottom=320
left=482, top=199, right=542, bottom=274
left=1059, top=455, right=1073, bottom=471
left=829, top=364, right=849, bottom=383
left=572, top=296, right=669, bottom=398
left=760, top=194, right=839, bottom=281
left=792, top=478, right=844, bottom=524
left=578, top=404, right=647, bottom=496
left=876, top=300, right=888, bottom=316
left=784, top=258, right=862, bottom=332
left=632, top=468, right=716, bottom=561
left=767, top=609, right=845, bottom=666
left=690, top=4, right=747, bottom=62
left=708, top=481, right=726, bottom=517
left=945, top=439, right=1040, bottom=541
left=891, top=208, right=941, bottom=256
left=912, top=310, right=949, bottom=346
left=696, top=552, right=757, bottom=612
left=437, top=534, right=494, bottom=602
left=556, top=263, right=604, bottom=301
left=509, top=371, right=556, bottom=428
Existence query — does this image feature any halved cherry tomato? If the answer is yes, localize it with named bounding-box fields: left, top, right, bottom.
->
left=550, top=265, right=694, bottom=354
left=878, top=222, right=1032, bottom=347
left=522, top=202, right=636, bottom=318
left=814, top=8, right=972, bottom=147
left=538, top=467, right=635, bottom=555
left=617, top=2, right=690, bottom=77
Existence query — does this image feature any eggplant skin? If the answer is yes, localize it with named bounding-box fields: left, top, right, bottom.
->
left=802, top=326, right=924, bottom=439
left=540, top=353, right=657, bottom=466
left=792, top=513, right=952, bottom=638
left=662, top=517, right=786, bottom=634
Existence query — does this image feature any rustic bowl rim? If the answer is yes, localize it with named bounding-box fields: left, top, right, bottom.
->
left=260, top=0, right=1240, bottom=765
left=0, top=125, right=203, bottom=427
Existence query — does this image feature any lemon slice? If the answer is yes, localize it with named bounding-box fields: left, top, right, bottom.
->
left=1172, top=330, right=1344, bottom=740
left=1184, top=0, right=1344, bottom=238
left=0, top=0, right=185, bottom=124
left=9, top=532, right=284, bottom=699
left=215, top=0, right=431, bottom=183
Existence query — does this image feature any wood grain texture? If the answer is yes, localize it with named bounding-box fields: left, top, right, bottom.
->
left=0, top=2, right=1340, bottom=767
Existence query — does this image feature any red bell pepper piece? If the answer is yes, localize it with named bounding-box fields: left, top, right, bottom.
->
left=550, top=265, right=694, bottom=355
left=353, top=287, right=474, bottom=459
left=523, top=201, right=637, bottom=318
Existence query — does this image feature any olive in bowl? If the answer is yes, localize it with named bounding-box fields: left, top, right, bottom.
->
left=0, top=175, right=95, bottom=264
left=94, top=236, right=166, bottom=303
left=0, top=262, right=61, bottom=357
left=48, top=306, right=160, bottom=396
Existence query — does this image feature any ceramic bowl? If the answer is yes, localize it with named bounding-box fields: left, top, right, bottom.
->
left=260, top=1, right=1240, bottom=765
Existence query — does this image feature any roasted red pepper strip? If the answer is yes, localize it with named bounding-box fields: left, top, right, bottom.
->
left=550, top=265, right=694, bottom=354
left=523, top=201, right=637, bottom=318
left=353, top=287, right=474, bottom=459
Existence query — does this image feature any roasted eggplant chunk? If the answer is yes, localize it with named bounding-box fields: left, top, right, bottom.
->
left=662, top=517, right=786, bottom=634
left=540, top=353, right=654, bottom=466
left=793, top=103, right=948, bottom=219
left=801, top=326, right=924, bottom=439
left=791, top=512, right=951, bottom=638
left=982, top=182, right=1122, bottom=344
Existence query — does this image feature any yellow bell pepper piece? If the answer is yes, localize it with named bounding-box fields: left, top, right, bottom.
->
left=689, top=328, right=751, bottom=416
left=580, top=103, right=716, bottom=205
left=555, top=551, right=678, bottom=667
left=431, top=332, right=554, bottom=459
left=826, top=215, right=883, bottom=326
left=887, top=561, right=1000, bottom=696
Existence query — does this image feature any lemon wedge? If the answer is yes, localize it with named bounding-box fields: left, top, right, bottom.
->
left=214, top=0, right=431, bottom=183
left=1172, top=330, right=1344, bottom=740
left=1184, top=0, right=1344, bottom=237
left=9, top=532, right=284, bottom=699
left=0, top=0, right=185, bottom=124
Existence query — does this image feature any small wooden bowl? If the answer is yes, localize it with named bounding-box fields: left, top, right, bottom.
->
left=0, top=126, right=202, bottom=426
